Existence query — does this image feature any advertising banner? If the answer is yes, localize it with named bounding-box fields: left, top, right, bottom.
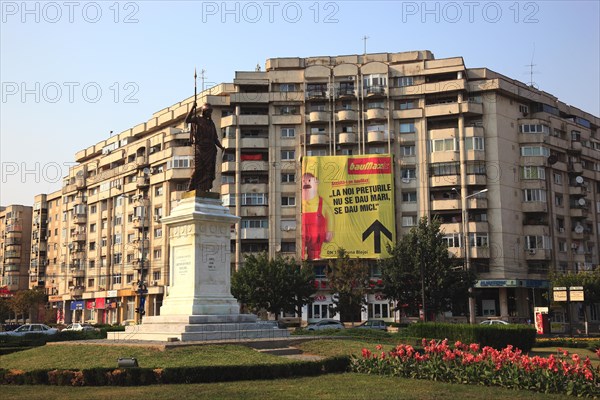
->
left=301, top=155, right=395, bottom=260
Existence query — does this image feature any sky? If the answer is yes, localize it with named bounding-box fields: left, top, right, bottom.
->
left=1, top=0, right=599, bottom=206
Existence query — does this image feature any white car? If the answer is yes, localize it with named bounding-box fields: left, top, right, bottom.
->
left=0, top=323, right=58, bottom=336
left=479, top=320, right=510, bottom=326
left=306, top=319, right=345, bottom=331
left=63, top=323, right=96, bottom=332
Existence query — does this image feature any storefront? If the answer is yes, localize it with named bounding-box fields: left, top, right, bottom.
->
left=474, top=279, right=549, bottom=321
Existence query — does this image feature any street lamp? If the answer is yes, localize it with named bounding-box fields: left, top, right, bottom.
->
left=454, top=188, right=488, bottom=324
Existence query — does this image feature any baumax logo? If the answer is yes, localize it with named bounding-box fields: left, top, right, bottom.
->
left=347, top=157, right=392, bottom=175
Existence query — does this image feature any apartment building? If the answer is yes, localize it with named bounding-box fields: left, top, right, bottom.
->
left=22, top=50, right=599, bottom=326
left=0, top=205, right=33, bottom=294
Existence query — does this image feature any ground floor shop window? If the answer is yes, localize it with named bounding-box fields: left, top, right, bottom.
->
left=308, top=303, right=334, bottom=319
left=368, top=303, right=390, bottom=319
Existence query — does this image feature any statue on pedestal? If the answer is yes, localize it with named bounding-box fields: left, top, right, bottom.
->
left=186, top=102, right=225, bottom=193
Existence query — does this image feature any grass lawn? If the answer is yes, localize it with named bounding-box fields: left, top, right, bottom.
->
left=0, top=374, right=568, bottom=400
left=0, top=344, right=290, bottom=370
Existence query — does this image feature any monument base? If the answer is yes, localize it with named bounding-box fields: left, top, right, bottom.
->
left=106, top=195, right=288, bottom=342
left=107, top=314, right=289, bottom=342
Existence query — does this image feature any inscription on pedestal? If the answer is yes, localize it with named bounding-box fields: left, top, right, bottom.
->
left=172, top=246, right=192, bottom=287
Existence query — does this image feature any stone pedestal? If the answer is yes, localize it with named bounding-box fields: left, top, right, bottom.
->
left=108, top=194, right=288, bottom=342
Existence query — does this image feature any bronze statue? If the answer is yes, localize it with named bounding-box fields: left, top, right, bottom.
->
left=186, top=102, right=225, bottom=192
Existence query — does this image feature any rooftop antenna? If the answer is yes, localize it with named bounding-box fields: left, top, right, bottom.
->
left=200, top=69, right=206, bottom=92
left=109, top=130, right=114, bottom=137
left=362, top=35, right=369, bottom=55
left=525, top=43, right=539, bottom=88
left=255, top=63, right=261, bottom=72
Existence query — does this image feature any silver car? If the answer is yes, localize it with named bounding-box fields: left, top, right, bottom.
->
left=306, top=319, right=345, bottom=331
left=479, top=320, right=509, bottom=326
left=0, top=323, right=58, bottom=336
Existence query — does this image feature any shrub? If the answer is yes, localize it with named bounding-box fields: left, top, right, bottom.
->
left=405, top=322, right=537, bottom=352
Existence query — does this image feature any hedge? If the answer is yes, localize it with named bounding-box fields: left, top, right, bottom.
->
left=0, top=356, right=351, bottom=386
left=404, top=322, right=537, bottom=352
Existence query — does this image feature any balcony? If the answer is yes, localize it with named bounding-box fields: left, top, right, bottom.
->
left=133, top=218, right=149, bottom=229
left=466, top=175, right=487, bottom=185
left=240, top=160, right=268, bottom=172
left=136, top=155, right=149, bottom=167
left=73, top=214, right=87, bottom=224
left=309, top=134, right=330, bottom=145
left=238, top=115, right=269, bottom=126
left=431, top=199, right=460, bottom=210
left=308, top=111, right=329, bottom=123
left=222, top=161, right=237, bottom=173
left=71, top=269, right=85, bottom=278
left=4, top=251, right=19, bottom=259
left=364, top=85, right=386, bottom=97
left=570, top=141, right=583, bottom=152
left=570, top=207, right=588, bottom=218
left=338, top=132, right=357, bottom=144
left=425, top=103, right=459, bottom=117
left=367, top=130, right=394, bottom=143
left=430, top=151, right=459, bottom=163
left=365, top=108, right=386, bottom=120
left=467, top=198, right=488, bottom=209
left=240, top=228, right=269, bottom=240
left=240, top=137, right=269, bottom=149
left=568, top=162, right=583, bottom=173
left=460, top=102, right=483, bottom=115
left=70, top=286, right=85, bottom=297
left=569, top=185, right=588, bottom=196
left=306, top=90, right=327, bottom=100
left=75, top=177, right=86, bottom=190
left=524, top=248, right=551, bottom=261
left=392, top=108, right=423, bottom=119
left=430, top=174, right=459, bottom=188
left=4, top=264, right=20, bottom=272
left=136, top=176, right=150, bottom=189
left=271, top=114, right=302, bottom=125
left=240, top=206, right=268, bottom=217
left=220, top=183, right=235, bottom=195
left=522, top=202, right=548, bottom=213
left=336, top=110, right=357, bottom=121
left=464, top=126, right=484, bottom=137
left=71, top=233, right=86, bottom=242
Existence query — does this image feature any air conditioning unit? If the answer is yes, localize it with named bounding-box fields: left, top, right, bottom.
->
left=402, top=178, right=411, bottom=183
left=559, top=228, right=565, bottom=233
left=528, top=249, right=537, bottom=255
left=283, top=226, right=291, bottom=232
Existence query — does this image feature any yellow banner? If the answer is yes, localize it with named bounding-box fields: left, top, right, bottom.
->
left=301, top=155, right=396, bottom=260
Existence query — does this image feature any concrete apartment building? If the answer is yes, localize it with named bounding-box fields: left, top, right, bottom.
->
left=7, top=50, right=598, bottom=327
left=0, top=205, right=33, bottom=294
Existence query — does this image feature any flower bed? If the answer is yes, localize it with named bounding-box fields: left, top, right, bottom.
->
left=351, top=339, right=600, bottom=397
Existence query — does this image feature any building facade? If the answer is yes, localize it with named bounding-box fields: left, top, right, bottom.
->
left=1, top=205, right=33, bottom=294
left=12, top=50, right=599, bottom=327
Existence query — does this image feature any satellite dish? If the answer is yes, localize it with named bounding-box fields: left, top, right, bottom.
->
left=76, top=171, right=83, bottom=177
left=575, top=224, right=584, bottom=234
left=578, top=198, right=586, bottom=206
left=142, top=168, right=151, bottom=175
left=575, top=176, right=584, bottom=184
left=547, top=155, right=558, bottom=165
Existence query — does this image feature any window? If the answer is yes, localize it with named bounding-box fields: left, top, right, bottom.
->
left=241, top=193, right=268, bottom=205
left=281, top=220, right=297, bottom=231
left=558, top=241, right=567, bottom=252
left=555, top=194, right=563, bottom=207
left=281, top=242, right=296, bottom=252
left=281, top=150, right=295, bottom=160
left=89, top=242, right=96, bottom=251
left=281, top=196, right=296, bottom=206
left=113, top=234, right=121, bottom=245
left=169, top=156, right=193, bottom=169
left=519, top=104, right=529, bottom=114
left=553, top=173, right=563, bottom=185
left=154, top=227, right=162, bottom=238
left=281, top=173, right=295, bottom=183
left=241, top=219, right=268, bottom=229
left=368, top=146, right=386, bottom=154
left=113, top=253, right=122, bottom=264
left=280, top=83, right=296, bottom=92
left=395, top=76, right=414, bottom=87
left=519, top=124, right=550, bottom=134
left=402, top=215, right=417, bottom=227
left=523, top=189, right=547, bottom=202
left=152, top=271, right=161, bottom=281
left=113, top=215, right=122, bottom=226
left=525, top=235, right=552, bottom=250
left=307, top=149, right=327, bottom=156
left=90, top=205, right=97, bottom=214
left=430, top=162, right=460, bottom=176
left=520, top=146, right=550, bottom=156
left=279, top=105, right=297, bottom=115
left=401, top=168, right=416, bottom=180
left=154, top=185, right=163, bottom=196
left=399, top=121, right=415, bottom=133
left=222, top=175, right=235, bottom=184
left=127, top=233, right=135, bottom=243
left=153, top=249, right=162, bottom=259
left=396, top=99, right=416, bottom=110
left=89, top=260, right=95, bottom=269
left=281, top=127, right=295, bottom=138
left=402, top=192, right=417, bottom=202
left=571, top=130, right=581, bottom=141
left=112, top=274, right=122, bottom=284
left=465, top=137, right=485, bottom=151
left=469, top=233, right=489, bottom=247
left=126, top=274, right=134, bottom=284
left=431, top=138, right=456, bottom=152
left=90, top=223, right=96, bottom=233
left=442, top=234, right=461, bottom=248
left=101, top=237, right=107, bottom=247
left=521, top=166, right=545, bottom=180
left=401, top=145, right=415, bottom=156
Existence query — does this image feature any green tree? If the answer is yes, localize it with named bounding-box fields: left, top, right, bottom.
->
left=380, top=217, right=475, bottom=321
left=327, top=248, right=371, bottom=325
left=231, top=252, right=316, bottom=320
left=7, top=288, right=46, bottom=323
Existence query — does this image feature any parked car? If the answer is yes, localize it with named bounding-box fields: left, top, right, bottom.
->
left=356, top=319, right=388, bottom=331
left=479, top=320, right=509, bottom=326
left=0, top=323, right=58, bottom=336
left=306, top=319, right=345, bottom=331
left=62, top=323, right=96, bottom=332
